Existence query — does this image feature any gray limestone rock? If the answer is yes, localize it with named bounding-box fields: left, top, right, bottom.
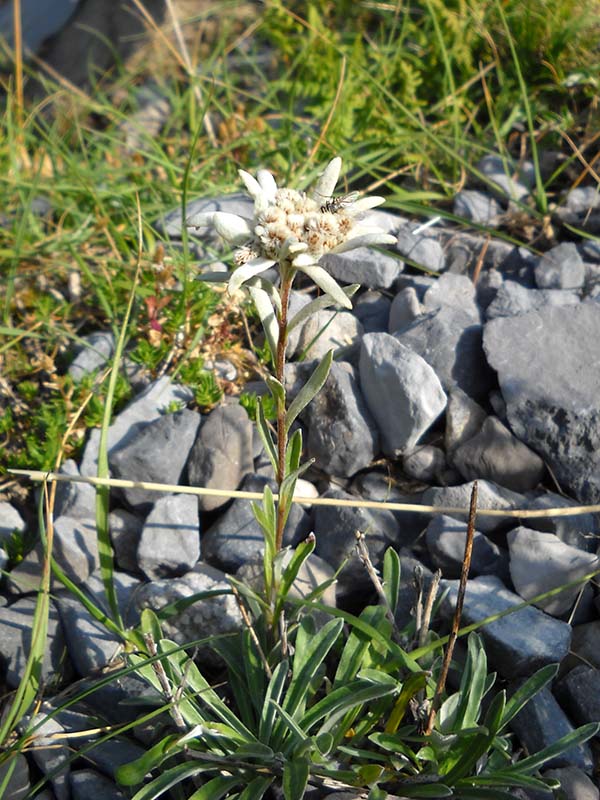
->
left=425, top=515, right=503, bottom=578
left=20, top=713, right=70, bottom=800
left=0, top=597, right=72, bottom=689
left=71, top=769, right=127, bottom=800
left=441, top=575, right=571, bottom=677
left=395, top=306, right=495, bottom=399
left=476, top=154, right=534, bottom=201
left=388, top=286, right=423, bottom=333
left=53, top=459, right=96, bottom=520
left=402, top=445, right=446, bottom=484
left=543, top=767, right=599, bottom=800
left=0, top=500, right=25, bottom=544
left=351, top=471, right=426, bottom=543
left=133, top=562, right=242, bottom=664
left=359, top=332, right=447, bottom=457
left=396, top=226, right=445, bottom=272
left=296, top=309, right=363, bottom=361
left=509, top=686, right=594, bottom=773
left=186, top=402, right=254, bottom=513
left=560, top=621, right=600, bottom=677
left=80, top=377, right=193, bottom=476
left=110, top=408, right=201, bottom=512
left=56, top=571, right=142, bottom=676
left=483, top=303, right=600, bottom=504
left=353, top=290, right=391, bottom=333
left=202, top=474, right=311, bottom=572
left=475, top=267, right=504, bottom=310
left=555, top=665, right=600, bottom=733
left=0, top=754, right=30, bottom=800
left=319, top=246, right=402, bottom=290
left=53, top=516, right=100, bottom=584
left=313, top=488, right=401, bottom=598
left=535, top=243, right=585, bottom=290
left=300, top=361, right=380, bottom=477
left=423, top=273, right=481, bottom=320
left=453, top=189, right=503, bottom=226
left=137, top=494, right=200, bottom=579
left=109, top=508, right=143, bottom=573
left=507, top=527, right=599, bottom=617
left=69, top=331, right=115, bottom=380
left=451, top=415, right=546, bottom=491
left=423, top=480, right=525, bottom=534
left=486, top=279, right=580, bottom=319
left=523, top=492, right=599, bottom=553
left=444, top=388, right=487, bottom=454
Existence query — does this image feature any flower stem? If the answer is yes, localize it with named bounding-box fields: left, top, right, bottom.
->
left=275, top=272, right=292, bottom=552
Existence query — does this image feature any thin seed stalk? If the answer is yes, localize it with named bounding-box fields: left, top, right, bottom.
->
left=275, top=271, right=293, bottom=552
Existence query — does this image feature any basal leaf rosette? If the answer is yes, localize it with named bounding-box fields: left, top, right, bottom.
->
left=187, top=157, right=396, bottom=310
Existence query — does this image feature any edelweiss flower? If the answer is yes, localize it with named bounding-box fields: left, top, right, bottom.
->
left=187, top=157, right=396, bottom=309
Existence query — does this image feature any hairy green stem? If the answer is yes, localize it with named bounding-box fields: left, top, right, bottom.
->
left=275, top=272, right=293, bottom=552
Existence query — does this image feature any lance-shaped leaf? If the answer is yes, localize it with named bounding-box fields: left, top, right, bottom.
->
left=229, top=256, right=276, bottom=295
left=383, top=547, right=401, bottom=616
left=255, top=398, right=278, bottom=474
left=331, top=232, right=397, bottom=254
left=285, top=349, right=333, bottom=435
left=288, top=284, right=360, bottom=333
left=294, top=263, right=353, bottom=309
left=249, top=286, right=278, bottom=363
left=282, top=758, right=310, bottom=800
left=265, top=375, right=285, bottom=407
left=313, top=156, right=342, bottom=201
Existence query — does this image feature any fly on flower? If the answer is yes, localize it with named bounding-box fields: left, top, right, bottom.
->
left=319, top=191, right=360, bottom=214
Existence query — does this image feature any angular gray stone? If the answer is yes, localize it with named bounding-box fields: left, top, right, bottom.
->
left=426, top=515, right=503, bottom=578
left=423, top=273, right=481, bottom=320
left=313, top=488, right=401, bottom=598
left=452, top=415, right=546, bottom=491
left=353, top=290, right=391, bottom=333
left=186, top=403, right=254, bottom=513
left=0, top=754, right=29, bottom=800
left=109, top=508, right=143, bottom=573
left=53, top=459, right=96, bottom=520
left=507, top=527, right=599, bottom=616
left=395, top=307, right=494, bottom=398
left=319, top=246, right=402, bottom=290
left=453, top=189, right=503, bottom=226
left=202, top=474, right=311, bottom=572
left=69, top=331, right=115, bottom=380
left=21, top=712, right=70, bottom=800
left=475, top=267, right=504, bottom=310
left=71, top=769, right=127, bottom=800
left=486, top=279, right=580, bottom=319
left=56, top=571, right=142, bottom=676
left=133, top=562, right=242, bottom=663
left=444, top=388, right=487, bottom=453
left=396, top=226, right=445, bottom=272
left=535, top=243, right=585, bottom=290
left=484, top=303, right=600, bottom=503
left=0, top=500, right=25, bottom=544
left=441, top=575, right=571, bottom=677
left=423, top=480, right=525, bottom=534
left=402, top=445, right=446, bottom=484
left=300, top=361, right=380, bottom=477
left=509, top=686, right=594, bottom=773
left=296, top=309, right=363, bottom=361
left=555, top=665, right=600, bottom=733
left=80, top=377, right=193, bottom=476
left=53, top=516, right=100, bottom=584
left=477, top=154, right=534, bottom=201
left=395, top=273, right=436, bottom=300
left=523, top=491, right=599, bottom=553
left=359, top=332, right=447, bottom=457
left=109, top=408, right=200, bottom=512
left=0, top=598, right=72, bottom=689
left=560, top=621, right=600, bottom=677
left=351, top=471, right=425, bottom=543
left=543, top=767, right=599, bottom=800
left=388, top=286, right=422, bottom=333
left=137, top=493, right=200, bottom=579
left=76, top=737, right=145, bottom=781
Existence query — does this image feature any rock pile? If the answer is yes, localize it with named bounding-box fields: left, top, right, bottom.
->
left=2, top=166, right=600, bottom=797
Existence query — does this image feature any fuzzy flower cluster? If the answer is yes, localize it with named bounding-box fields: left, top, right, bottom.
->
left=188, top=157, right=396, bottom=308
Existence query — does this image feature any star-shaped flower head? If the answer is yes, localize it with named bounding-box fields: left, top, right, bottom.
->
left=187, top=157, right=396, bottom=310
